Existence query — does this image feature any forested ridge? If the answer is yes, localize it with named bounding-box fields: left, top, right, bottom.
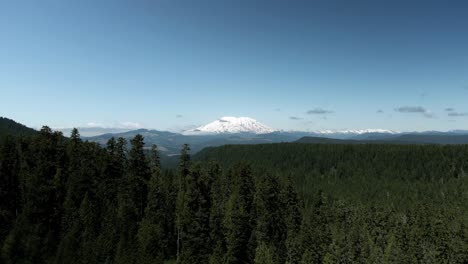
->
left=2, top=128, right=468, bottom=263
left=0, top=117, right=37, bottom=138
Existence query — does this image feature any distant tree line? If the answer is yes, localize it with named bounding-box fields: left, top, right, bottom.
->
left=1, top=128, right=468, bottom=263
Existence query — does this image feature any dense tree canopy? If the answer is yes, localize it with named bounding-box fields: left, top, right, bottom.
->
left=1, top=129, right=468, bottom=263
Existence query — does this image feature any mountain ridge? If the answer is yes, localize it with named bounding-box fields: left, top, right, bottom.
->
left=0, top=117, right=37, bottom=138
left=4, top=117, right=468, bottom=157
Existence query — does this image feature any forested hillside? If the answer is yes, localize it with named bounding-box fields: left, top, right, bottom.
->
left=196, top=143, right=468, bottom=205
left=0, top=117, right=37, bottom=138
left=1, top=129, right=468, bottom=263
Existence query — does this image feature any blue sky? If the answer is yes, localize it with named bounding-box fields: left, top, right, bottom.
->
left=1, top=0, right=468, bottom=132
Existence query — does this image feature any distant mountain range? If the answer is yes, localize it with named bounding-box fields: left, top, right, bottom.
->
left=295, top=134, right=468, bottom=145
left=84, top=128, right=468, bottom=156
left=3, top=116, right=468, bottom=157
left=84, top=129, right=302, bottom=155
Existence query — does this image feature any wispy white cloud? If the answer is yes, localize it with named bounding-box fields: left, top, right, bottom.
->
left=85, top=121, right=143, bottom=129
left=86, top=122, right=105, bottom=127
left=117, top=121, right=142, bottom=129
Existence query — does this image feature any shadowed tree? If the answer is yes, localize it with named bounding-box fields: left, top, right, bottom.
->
left=176, top=144, right=191, bottom=261
left=223, top=164, right=255, bottom=264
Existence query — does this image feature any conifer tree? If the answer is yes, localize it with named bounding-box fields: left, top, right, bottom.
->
left=127, top=134, right=151, bottom=221
left=7, top=127, right=68, bottom=263
left=115, top=135, right=150, bottom=264
left=281, top=175, right=302, bottom=264
left=115, top=191, right=138, bottom=264
left=62, top=128, right=84, bottom=232
left=176, top=144, right=191, bottom=260
left=299, top=191, right=331, bottom=263
left=254, top=174, right=287, bottom=262
left=137, top=145, right=166, bottom=263
left=178, top=163, right=212, bottom=263
left=223, top=164, right=255, bottom=264
left=78, top=192, right=97, bottom=263
left=208, top=163, right=226, bottom=264
left=94, top=137, right=126, bottom=263
left=149, top=144, right=161, bottom=173
left=57, top=130, right=102, bottom=264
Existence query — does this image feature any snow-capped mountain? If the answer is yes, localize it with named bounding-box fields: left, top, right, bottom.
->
left=312, top=129, right=399, bottom=135
left=184, top=117, right=275, bottom=135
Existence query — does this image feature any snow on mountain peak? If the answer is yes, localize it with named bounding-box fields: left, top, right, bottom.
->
left=184, top=117, right=275, bottom=135
left=313, top=129, right=398, bottom=135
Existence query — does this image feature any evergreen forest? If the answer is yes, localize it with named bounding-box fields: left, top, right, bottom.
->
left=2, top=127, right=468, bottom=263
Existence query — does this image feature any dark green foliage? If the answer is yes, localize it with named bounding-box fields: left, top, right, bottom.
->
left=281, top=175, right=302, bottom=264
left=196, top=143, right=468, bottom=263
left=177, top=164, right=213, bottom=263
left=223, top=165, right=255, bottom=263
left=196, top=143, right=468, bottom=207
left=57, top=129, right=103, bottom=264
left=175, top=144, right=190, bottom=261
left=115, top=190, right=139, bottom=264
left=0, top=136, right=20, bottom=244
left=208, top=163, right=227, bottom=264
left=0, top=117, right=37, bottom=138
left=127, top=134, right=151, bottom=221
left=93, top=137, right=126, bottom=262
left=115, top=135, right=152, bottom=264
left=3, top=127, right=67, bottom=263
left=254, top=242, right=277, bottom=264
left=2, top=130, right=468, bottom=263
left=253, top=174, right=286, bottom=261
left=137, top=145, right=174, bottom=263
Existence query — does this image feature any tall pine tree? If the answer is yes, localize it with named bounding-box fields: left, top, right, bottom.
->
left=223, top=164, right=255, bottom=264
left=176, top=144, right=191, bottom=261
left=137, top=145, right=166, bottom=263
